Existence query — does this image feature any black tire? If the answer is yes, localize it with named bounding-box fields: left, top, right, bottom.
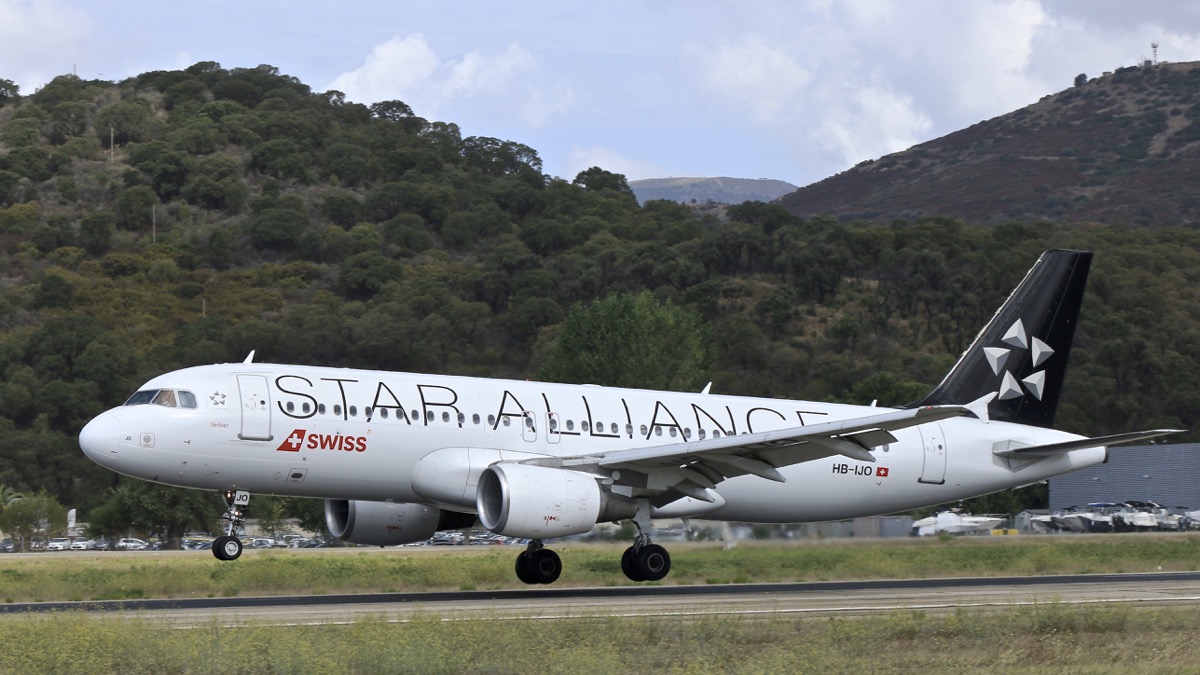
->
left=515, top=551, right=537, bottom=585
left=214, top=535, right=242, bottom=561
left=621, top=546, right=646, bottom=582
left=635, top=544, right=670, bottom=581
left=529, top=548, right=562, bottom=584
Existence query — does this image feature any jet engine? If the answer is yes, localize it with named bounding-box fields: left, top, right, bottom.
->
left=324, top=500, right=475, bottom=546
left=476, top=463, right=636, bottom=539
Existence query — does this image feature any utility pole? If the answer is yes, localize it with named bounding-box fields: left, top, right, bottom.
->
left=109, top=126, right=114, bottom=164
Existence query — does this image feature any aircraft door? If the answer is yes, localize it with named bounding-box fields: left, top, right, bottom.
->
left=918, top=423, right=947, bottom=485
left=237, top=374, right=273, bottom=441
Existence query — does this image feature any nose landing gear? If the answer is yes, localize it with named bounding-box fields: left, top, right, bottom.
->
left=212, top=490, right=249, bottom=561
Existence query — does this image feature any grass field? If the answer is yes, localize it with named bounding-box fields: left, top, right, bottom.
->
left=3, top=535, right=1200, bottom=672
left=2, top=533, right=1199, bottom=603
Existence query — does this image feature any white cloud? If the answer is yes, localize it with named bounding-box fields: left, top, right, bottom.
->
left=813, top=84, right=933, bottom=167
left=328, top=34, right=571, bottom=129
left=700, top=36, right=812, bottom=124
left=326, top=34, right=441, bottom=104
left=564, top=145, right=672, bottom=182
left=0, top=0, right=93, bottom=91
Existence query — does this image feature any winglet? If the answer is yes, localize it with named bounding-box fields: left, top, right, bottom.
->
left=243, top=351, right=256, bottom=364
left=700, top=382, right=712, bottom=395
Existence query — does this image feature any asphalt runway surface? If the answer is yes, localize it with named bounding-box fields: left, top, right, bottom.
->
left=5, top=572, right=1200, bottom=626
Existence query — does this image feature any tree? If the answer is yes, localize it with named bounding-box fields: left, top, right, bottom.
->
left=115, top=186, right=159, bottom=231
left=86, top=480, right=220, bottom=549
left=79, top=211, right=115, bottom=255
left=95, top=99, right=156, bottom=146
left=537, top=291, right=712, bottom=391
left=0, top=491, right=66, bottom=551
left=572, top=167, right=636, bottom=199
left=1074, top=73, right=1088, bottom=87
left=0, top=78, right=18, bottom=105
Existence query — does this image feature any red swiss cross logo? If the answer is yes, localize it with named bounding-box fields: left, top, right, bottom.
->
left=876, top=467, right=890, bottom=478
left=277, top=429, right=306, bottom=452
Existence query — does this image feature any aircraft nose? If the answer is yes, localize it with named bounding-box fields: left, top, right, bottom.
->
left=80, top=412, right=121, bottom=466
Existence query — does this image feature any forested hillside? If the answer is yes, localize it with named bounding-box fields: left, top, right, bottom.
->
left=0, top=63, right=1198, bottom=523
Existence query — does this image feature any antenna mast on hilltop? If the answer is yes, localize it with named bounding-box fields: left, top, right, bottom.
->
left=1152, top=42, right=1159, bottom=65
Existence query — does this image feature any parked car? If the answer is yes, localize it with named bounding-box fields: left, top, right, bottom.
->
left=115, top=538, right=149, bottom=551
left=0, top=539, right=13, bottom=552
left=69, top=538, right=97, bottom=550
left=46, top=537, right=70, bottom=551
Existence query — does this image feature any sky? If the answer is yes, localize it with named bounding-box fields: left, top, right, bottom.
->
left=3, top=1, right=1200, bottom=188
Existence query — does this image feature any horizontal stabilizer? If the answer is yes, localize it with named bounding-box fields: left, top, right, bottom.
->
left=992, top=429, right=1184, bottom=458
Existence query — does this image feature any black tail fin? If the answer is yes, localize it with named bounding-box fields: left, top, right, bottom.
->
left=907, top=249, right=1093, bottom=428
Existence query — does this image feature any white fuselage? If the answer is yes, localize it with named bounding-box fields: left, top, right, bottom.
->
left=80, top=362, right=1105, bottom=524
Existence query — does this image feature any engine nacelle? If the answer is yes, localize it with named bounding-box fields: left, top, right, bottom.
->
left=476, top=463, right=636, bottom=539
left=324, top=500, right=475, bottom=546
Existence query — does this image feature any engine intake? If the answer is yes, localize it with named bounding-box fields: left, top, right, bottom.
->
left=476, top=463, right=636, bottom=539
left=324, top=500, right=475, bottom=546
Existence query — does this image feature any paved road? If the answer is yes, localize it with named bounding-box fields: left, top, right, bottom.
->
left=5, top=572, right=1200, bottom=626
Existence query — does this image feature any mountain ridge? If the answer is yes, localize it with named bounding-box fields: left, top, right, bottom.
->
left=780, top=61, right=1200, bottom=228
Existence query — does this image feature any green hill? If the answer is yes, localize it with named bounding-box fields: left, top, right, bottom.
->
left=0, top=63, right=1198, bottom=521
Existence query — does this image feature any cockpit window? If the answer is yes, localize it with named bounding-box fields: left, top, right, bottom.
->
left=124, top=389, right=198, bottom=409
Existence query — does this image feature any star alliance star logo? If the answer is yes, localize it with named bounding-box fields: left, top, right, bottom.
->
left=210, top=391, right=227, bottom=406
left=984, top=319, right=1054, bottom=401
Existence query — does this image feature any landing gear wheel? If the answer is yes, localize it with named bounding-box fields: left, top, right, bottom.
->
left=514, top=541, right=562, bottom=584
left=213, top=535, right=243, bottom=561
left=635, top=543, right=670, bottom=581
left=528, top=549, right=561, bottom=584
left=621, top=546, right=645, bottom=582
left=515, top=551, right=537, bottom=585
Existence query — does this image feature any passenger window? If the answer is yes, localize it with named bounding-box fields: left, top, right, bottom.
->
left=380, top=409, right=389, bottom=420
left=457, top=413, right=465, bottom=424
left=426, top=411, right=434, bottom=423
left=442, top=412, right=451, bottom=423
left=626, top=424, right=634, bottom=436
left=549, top=417, right=558, bottom=431
left=318, top=403, right=326, bottom=415
left=473, top=414, right=481, bottom=425
left=349, top=406, right=358, bottom=417
left=699, top=429, right=707, bottom=440
left=488, top=415, right=496, bottom=426
left=567, top=420, right=575, bottom=431
left=502, top=417, right=511, bottom=426
left=713, top=430, right=722, bottom=438
left=640, top=425, right=648, bottom=436
left=286, top=402, right=295, bottom=413
left=668, top=428, right=676, bottom=438
left=582, top=421, right=590, bottom=432
left=611, top=423, right=619, bottom=434
left=179, top=391, right=197, bottom=409
left=301, top=402, right=311, bottom=414
left=334, top=405, right=343, bottom=416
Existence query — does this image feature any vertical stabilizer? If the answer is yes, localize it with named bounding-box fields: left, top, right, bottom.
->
left=907, top=249, right=1092, bottom=428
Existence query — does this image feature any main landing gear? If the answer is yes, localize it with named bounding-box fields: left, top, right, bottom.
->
left=510, top=505, right=672, bottom=585
left=515, top=539, right=562, bottom=584
left=212, top=489, right=249, bottom=561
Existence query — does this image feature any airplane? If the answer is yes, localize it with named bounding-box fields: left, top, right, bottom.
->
left=79, top=249, right=1180, bottom=584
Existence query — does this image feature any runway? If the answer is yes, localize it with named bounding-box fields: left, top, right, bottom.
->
left=5, top=572, right=1200, bottom=626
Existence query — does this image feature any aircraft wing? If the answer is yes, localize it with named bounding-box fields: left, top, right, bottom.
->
left=530, top=405, right=973, bottom=505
